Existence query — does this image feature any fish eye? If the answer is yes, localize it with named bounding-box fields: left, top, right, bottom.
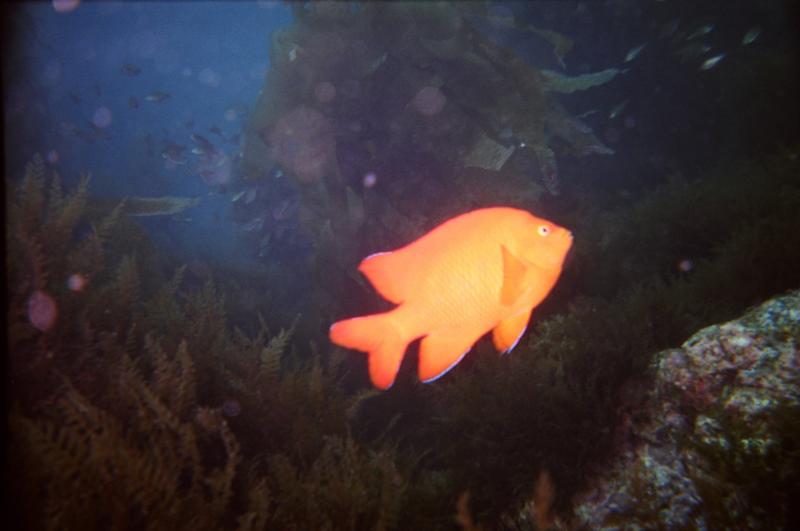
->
left=538, top=225, right=550, bottom=236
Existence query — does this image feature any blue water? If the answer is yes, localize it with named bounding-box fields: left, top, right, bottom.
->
left=5, top=0, right=291, bottom=264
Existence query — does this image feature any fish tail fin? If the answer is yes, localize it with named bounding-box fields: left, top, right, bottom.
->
left=329, top=313, right=406, bottom=390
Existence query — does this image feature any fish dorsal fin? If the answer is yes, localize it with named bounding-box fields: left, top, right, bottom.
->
left=500, top=245, right=528, bottom=306
left=358, top=250, right=412, bottom=304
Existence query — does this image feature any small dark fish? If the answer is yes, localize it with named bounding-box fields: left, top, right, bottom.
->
left=687, top=25, right=714, bottom=40
left=68, top=91, right=82, bottom=104
left=699, top=53, right=725, bottom=70
left=741, top=27, right=760, bottom=46
left=161, top=142, right=187, bottom=164
left=209, top=125, right=223, bottom=137
left=184, top=119, right=195, bottom=129
left=191, top=133, right=218, bottom=156
left=145, top=91, right=171, bottom=103
left=227, top=133, right=241, bottom=145
left=609, top=99, right=629, bottom=120
left=271, top=197, right=299, bottom=221
left=241, top=216, right=265, bottom=232
left=121, top=63, right=141, bottom=76
left=624, top=43, right=646, bottom=63
left=128, top=96, right=139, bottom=109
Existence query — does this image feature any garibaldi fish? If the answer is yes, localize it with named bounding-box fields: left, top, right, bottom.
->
left=330, top=207, right=573, bottom=389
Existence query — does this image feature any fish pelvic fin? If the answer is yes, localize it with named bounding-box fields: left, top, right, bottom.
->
left=492, top=308, right=533, bottom=354
left=329, top=313, right=406, bottom=390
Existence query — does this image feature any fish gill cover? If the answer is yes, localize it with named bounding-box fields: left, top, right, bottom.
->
left=4, top=1, right=800, bottom=529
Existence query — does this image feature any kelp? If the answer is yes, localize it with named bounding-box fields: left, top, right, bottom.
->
left=540, top=67, right=626, bottom=94
left=265, top=435, right=407, bottom=531
left=10, top=342, right=239, bottom=531
left=87, top=195, right=201, bottom=218
left=7, top=158, right=418, bottom=530
left=10, top=142, right=799, bottom=530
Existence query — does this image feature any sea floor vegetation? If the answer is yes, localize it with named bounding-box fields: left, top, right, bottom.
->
left=7, top=145, right=800, bottom=529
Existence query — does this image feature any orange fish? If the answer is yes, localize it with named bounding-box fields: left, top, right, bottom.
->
left=330, top=207, right=573, bottom=389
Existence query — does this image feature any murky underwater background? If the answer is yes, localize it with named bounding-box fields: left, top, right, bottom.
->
left=5, top=1, right=800, bottom=529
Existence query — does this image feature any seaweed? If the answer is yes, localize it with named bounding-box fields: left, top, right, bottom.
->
left=10, top=343, right=239, bottom=531
left=7, top=159, right=419, bottom=530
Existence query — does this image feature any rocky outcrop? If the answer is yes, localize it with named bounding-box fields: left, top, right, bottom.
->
left=572, top=290, right=800, bottom=529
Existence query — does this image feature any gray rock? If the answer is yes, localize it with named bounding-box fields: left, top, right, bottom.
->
left=572, top=290, right=800, bottom=529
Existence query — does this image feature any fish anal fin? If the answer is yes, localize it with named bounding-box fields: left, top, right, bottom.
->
left=358, top=251, right=411, bottom=304
left=492, top=308, right=533, bottom=353
left=418, top=328, right=479, bottom=383
left=500, top=245, right=528, bottom=306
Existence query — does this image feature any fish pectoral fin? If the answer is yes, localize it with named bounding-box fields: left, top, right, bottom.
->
left=492, top=308, right=533, bottom=354
left=418, top=328, right=479, bottom=383
left=500, top=245, right=528, bottom=306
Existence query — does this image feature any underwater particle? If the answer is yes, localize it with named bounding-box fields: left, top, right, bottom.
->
left=314, top=81, right=337, bottom=104
left=222, top=399, right=241, bottom=417
left=224, top=109, right=237, bottom=122
left=27, top=290, right=58, bottom=332
left=46, top=150, right=59, bottom=164
left=154, top=49, right=181, bottom=75
left=249, top=63, right=267, bottom=80
left=41, top=60, right=62, bottom=87
left=67, top=273, right=88, bottom=292
left=363, top=172, right=377, bottom=188
left=52, top=0, right=80, bottom=13
left=604, top=126, right=621, bottom=144
left=198, top=67, right=221, bottom=87
left=268, top=106, right=335, bottom=184
left=413, top=86, right=446, bottom=117
left=181, top=67, right=193, bottom=77
left=92, top=106, right=112, bottom=128
left=624, top=115, right=636, bottom=129
left=487, top=4, right=515, bottom=27
left=187, top=259, right=213, bottom=281
left=677, top=259, right=694, bottom=272
left=128, top=30, right=159, bottom=59
left=340, top=79, right=361, bottom=99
